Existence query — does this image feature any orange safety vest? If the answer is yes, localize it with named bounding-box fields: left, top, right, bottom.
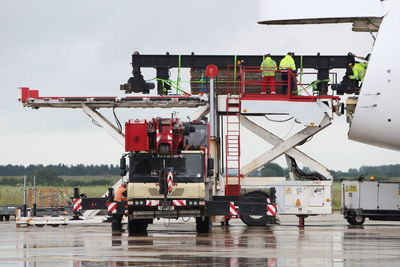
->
left=114, top=185, right=127, bottom=202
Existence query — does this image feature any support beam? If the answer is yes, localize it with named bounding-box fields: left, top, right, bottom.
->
left=189, top=104, right=209, bottom=121
left=132, top=54, right=351, bottom=69
left=81, top=104, right=125, bottom=146
left=241, top=115, right=331, bottom=176
left=80, top=104, right=128, bottom=218
left=240, top=115, right=333, bottom=179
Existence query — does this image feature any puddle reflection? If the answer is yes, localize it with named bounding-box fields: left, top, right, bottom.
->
left=8, top=222, right=400, bottom=266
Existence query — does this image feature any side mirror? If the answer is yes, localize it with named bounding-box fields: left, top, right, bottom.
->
left=120, top=157, right=127, bottom=177
left=207, top=158, right=214, bottom=170
left=207, top=158, right=214, bottom=177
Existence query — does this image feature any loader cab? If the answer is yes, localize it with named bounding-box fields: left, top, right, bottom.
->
left=128, top=151, right=206, bottom=183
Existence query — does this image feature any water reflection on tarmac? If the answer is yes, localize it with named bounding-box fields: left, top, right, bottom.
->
left=1, top=216, right=400, bottom=266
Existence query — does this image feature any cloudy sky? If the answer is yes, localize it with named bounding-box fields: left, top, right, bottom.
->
left=1, top=0, right=399, bottom=171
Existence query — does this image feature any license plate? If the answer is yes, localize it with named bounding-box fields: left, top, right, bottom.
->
left=158, top=206, right=175, bottom=211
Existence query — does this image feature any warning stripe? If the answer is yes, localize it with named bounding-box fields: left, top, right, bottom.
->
left=73, top=198, right=82, bottom=212
left=168, top=130, right=173, bottom=141
left=266, top=204, right=277, bottom=216
left=156, top=129, right=161, bottom=142
left=106, top=202, right=117, bottom=214
left=167, top=171, right=174, bottom=194
left=172, top=200, right=186, bottom=206
left=229, top=202, right=238, bottom=216
left=146, top=200, right=161, bottom=206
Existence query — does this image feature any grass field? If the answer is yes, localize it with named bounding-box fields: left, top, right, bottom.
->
left=0, top=185, right=109, bottom=206
left=0, top=175, right=119, bottom=182
left=331, top=182, right=342, bottom=211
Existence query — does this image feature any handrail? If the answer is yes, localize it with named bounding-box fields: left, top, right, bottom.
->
left=238, top=66, right=340, bottom=101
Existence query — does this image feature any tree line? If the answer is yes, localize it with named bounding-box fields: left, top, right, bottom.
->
left=0, top=164, right=119, bottom=176
left=1, top=163, right=400, bottom=186
left=0, top=164, right=120, bottom=186
left=249, top=163, right=400, bottom=180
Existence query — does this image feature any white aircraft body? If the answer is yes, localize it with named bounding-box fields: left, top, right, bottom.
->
left=258, top=0, right=400, bottom=151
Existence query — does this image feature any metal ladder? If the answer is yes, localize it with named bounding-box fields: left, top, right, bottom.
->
left=225, top=96, right=241, bottom=196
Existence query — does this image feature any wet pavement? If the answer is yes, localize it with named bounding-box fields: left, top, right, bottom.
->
left=1, top=214, right=400, bottom=266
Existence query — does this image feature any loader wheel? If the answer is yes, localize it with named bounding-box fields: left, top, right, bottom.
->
left=35, top=224, right=45, bottom=227
left=347, top=215, right=365, bottom=225
left=51, top=224, right=60, bottom=227
left=196, top=216, right=212, bottom=233
left=240, top=191, right=271, bottom=227
left=128, top=218, right=148, bottom=234
left=4, top=215, right=10, bottom=221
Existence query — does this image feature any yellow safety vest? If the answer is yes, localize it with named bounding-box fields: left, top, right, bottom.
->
left=260, top=57, right=277, bottom=77
left=350, top=63, right=367, bottom=82
left=279, top=55, right=296, bottom=71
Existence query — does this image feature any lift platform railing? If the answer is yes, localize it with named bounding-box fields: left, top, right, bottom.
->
left=239, top=67, right=340, bottom=101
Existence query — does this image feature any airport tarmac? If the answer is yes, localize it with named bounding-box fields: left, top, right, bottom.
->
left=1, top=213, right=400, bottom=266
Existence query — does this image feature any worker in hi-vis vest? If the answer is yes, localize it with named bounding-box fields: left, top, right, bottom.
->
left=348, top=52, right=370, bottom=94
left=112, top=182, right=127, bottom=232
left=260, top=54, right=277, bottom=94
left=348, top=62, right=368, bottom=94
left=349, top=62, right=367, bottom=83
left=279, top=52, right=297, bottom=95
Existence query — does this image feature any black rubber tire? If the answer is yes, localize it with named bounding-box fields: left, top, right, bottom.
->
left=347, top=215, right=365, bottom=225
left=240, top=191, right=270, bottom=226
left=0, top=215, right=3, bottom=222
left=196, top=216, right=212, bottom=233
left=35, top=224, right=45, bottom=227
left=4, top=215, right=10, bottom=221
left=128, top=218, right=148, bottom=234
left=51, top=224, right=60, bottom=227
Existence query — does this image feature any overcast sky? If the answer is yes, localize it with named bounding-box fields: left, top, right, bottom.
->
left=1, top=0, right=399, bottom=171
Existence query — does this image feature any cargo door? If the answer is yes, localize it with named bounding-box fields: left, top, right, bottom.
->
left=343, top=181, right=360, bottom=209
left=359, top=182, right=378, bottom=210
left=309, top=187, right=324, bottom=207
left=284, top=186, right=308, bottom=207
left=378, top=183, right=400, bottom=210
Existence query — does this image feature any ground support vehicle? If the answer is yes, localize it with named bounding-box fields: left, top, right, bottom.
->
left=19, top=53, right=353, bottom=228
left=342, top=180, right=400, bottom=225
left=15, top=207, right=69, bottom=227
left=78, top=117, right=277, bottom=234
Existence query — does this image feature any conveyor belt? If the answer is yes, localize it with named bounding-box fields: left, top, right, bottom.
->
left=19, top=87, right=207, bottom=109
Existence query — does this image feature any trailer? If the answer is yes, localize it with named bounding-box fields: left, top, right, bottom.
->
left=0, top=206, right=16, bottom=221
left=342, top=180, right=400, bottom=225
